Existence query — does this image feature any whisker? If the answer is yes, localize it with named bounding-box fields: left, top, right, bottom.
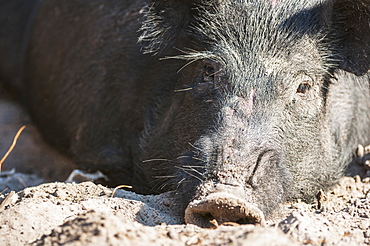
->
left=142, top=158, right=171, bottom=163
left=181, top=165, right=204, bottom=168
left=191, top=156, right=206, bottom=162
left=176, top=166, right=203, bottom=182
left=159, top=182, right=170, bottom=190
left=176, top=59, right=199, bottom=73
left=188, top=142, right=203, bottom=152
left=177, top=178, right=186, bottom=189
left=153, top=175, right=176, bottom=179
left=182, top=166, right=205, bottom=177
left=176, top=156, right=190, bottom=159
left=183, top=170, right=203, bottom=182
left=174, top=87, right=193, bottom=93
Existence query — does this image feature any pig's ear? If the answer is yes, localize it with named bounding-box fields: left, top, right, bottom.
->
left=330, top=0, right=370, bottom=76
left=139, top=0, right=213, bottom=54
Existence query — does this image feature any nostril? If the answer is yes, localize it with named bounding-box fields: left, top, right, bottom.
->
left=236, top=217, right=258, bottom=225
left=184, top=193, right=265, bottom=228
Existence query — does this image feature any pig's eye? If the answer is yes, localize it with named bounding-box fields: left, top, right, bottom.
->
left=193, top=65, right=215, bottom=96
left=203, top=65, right=215, bottom=83
left=296, top=82, right=311, bottom=94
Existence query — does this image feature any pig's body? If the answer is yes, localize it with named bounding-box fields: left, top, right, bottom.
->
left=0, top=0, right=369, bottom=227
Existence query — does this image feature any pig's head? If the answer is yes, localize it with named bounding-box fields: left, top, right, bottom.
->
left=138, top=0, right=370, bottom=227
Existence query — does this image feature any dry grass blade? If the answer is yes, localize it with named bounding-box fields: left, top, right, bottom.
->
left=111, top=184, right=133, bottom=197
left=0, top=125, right=26, bottom=173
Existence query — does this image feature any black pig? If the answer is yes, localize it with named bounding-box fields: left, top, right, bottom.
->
left=0, top=0, right=369, bottom=227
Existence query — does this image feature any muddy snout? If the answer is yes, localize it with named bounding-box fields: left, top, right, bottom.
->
left=184, top=192, right=265, bottom=228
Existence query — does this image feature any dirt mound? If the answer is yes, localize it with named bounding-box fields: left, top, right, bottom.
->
left=1, top=173, right=369, bottom=246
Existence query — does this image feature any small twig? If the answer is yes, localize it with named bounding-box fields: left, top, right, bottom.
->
left=111, top=185, right=132, bottom=197
left=0, top=125, right=26, bottom=173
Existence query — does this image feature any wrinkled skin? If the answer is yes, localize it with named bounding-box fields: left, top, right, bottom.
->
left=0, top=0, right=369, bottom=227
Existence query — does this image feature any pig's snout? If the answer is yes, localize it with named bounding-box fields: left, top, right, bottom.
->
left=184, top=192, right=265, bottom=228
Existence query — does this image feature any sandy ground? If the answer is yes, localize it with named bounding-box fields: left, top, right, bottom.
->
left=0, top=172, right=369, bottom=246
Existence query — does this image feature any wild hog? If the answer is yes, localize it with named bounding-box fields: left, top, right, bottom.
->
left=0, top=0, right=369, bottom=227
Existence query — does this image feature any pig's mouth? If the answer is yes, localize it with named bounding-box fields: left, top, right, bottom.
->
left=184, top=192, right=265, bottom=228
